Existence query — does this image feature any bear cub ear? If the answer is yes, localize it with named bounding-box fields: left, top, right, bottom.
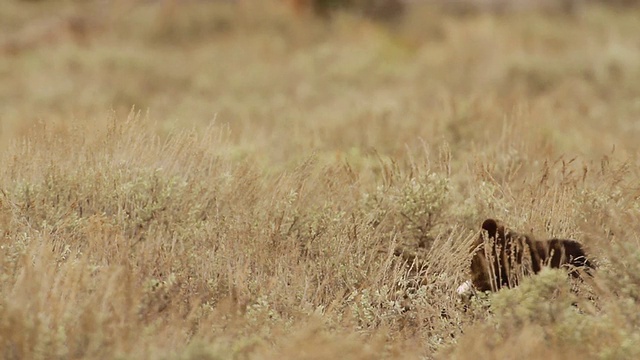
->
left=481, top=218, right=500, bottom=239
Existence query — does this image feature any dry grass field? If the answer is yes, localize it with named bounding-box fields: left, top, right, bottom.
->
left=1, top=1, right=640, bottom=359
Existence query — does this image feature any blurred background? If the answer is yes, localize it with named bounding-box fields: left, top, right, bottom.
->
left=2, top=0, right=640, bottom=162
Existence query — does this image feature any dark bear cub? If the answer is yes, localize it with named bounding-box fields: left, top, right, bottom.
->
left=468, top=218, right=594, bottom=293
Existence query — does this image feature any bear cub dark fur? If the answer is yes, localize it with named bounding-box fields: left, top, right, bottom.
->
left=468, top=218, right=594, bottom=293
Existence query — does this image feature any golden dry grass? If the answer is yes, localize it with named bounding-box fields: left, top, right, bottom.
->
left=1, top=1, right=640, bottom=359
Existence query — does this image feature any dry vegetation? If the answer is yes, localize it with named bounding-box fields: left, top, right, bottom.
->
left=1, top=0, right=640, bottom=359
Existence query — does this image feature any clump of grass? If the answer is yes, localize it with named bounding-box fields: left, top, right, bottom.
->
left=363, top=171, right=450, bottom=249
left=449, top=265, right=640, bottom=360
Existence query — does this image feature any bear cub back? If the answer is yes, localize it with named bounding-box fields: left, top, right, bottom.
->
left=470, top=218, right=593, bottom=292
